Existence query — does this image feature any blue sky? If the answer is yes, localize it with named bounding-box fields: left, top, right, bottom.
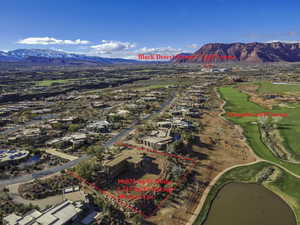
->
left=1, top=0, right=300, bottom=58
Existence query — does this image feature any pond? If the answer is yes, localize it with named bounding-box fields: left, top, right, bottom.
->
left=202, top=183, right=296, bottom=225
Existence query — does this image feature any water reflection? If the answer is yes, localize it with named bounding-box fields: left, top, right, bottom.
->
left=202, top=183, right=296, bottom=225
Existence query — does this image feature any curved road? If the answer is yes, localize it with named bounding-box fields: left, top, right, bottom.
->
left=0, top=93, right=177, bottom=187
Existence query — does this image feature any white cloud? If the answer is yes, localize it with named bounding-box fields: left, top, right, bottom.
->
left=91, top=40, right=136, bottom=54
left=266, top=40, right=300, bottom=44
left=88, top=42, right=185, bottom=60
left=138, top=46, right=183, bottom=55
left=18, top=37, right=90, bottom=45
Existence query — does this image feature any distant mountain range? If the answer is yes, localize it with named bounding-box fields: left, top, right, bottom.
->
left=0, top=49, right=138, bottom=65
left=2, top=42, right=300, bottom=66
left=174, top=42, right=300, bottom=63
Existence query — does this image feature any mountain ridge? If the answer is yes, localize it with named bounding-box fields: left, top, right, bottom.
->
left=175, top=42, right=300, bottom=63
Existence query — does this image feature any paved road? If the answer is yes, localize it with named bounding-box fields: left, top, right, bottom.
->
left=0, top=93, right=177, bottom=187
left=0, top=155, right=90, bottom=187
left=105, top=92, right=177, bottom=148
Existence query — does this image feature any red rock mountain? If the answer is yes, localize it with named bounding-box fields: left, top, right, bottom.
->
left=175, top=42, right=300, bottom=63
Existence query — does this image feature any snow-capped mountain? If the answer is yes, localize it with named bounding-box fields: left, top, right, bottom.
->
left=0, top=49, right=138, bottom=64
left=8, top=49, right=76, bottom=58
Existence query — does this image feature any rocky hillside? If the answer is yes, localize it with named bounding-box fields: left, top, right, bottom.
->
left=175, top=42, right=300, bottom=63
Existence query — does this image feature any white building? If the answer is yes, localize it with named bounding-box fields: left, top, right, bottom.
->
left=86, top=120, right=111, bottom=133
left=0, top=149, right=29, bottom=166
left=3, top=200, right=83, bottom=225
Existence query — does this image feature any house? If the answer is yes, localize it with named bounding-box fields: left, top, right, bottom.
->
left=170, top=110, right=183, bottom=116
left=117, top=109, right=130, bottom=116
left=86, top=95, right=101, bottom=100
left=63, top=133, right=87, bottom=148
left=87, top=120, right=111, bottom=133
left=64, top=186, right=80, bottom=194
left=141, top=96, right=157, bottom=102
left=104, top=154, right=130, bottom=178
left=3, top=200, right=83, bottom=225
left=46, top=133, right=87, bottom=149
left=103, top=152, right=146, bottom=178
left=141, top=136, right=173, bottom=150
left=48, top=117, right=81, bottom=126
left=126, top=104, right=145, bottom=110
left=172, top=118, right=193, bottom=129
left=170, top=108, right=189, bottom=116
left=157, top=121, right=172, bottom=128
left=186, top=111, right=201, bottom=118
left=22, top=128, right=42, bottom=137
left=31, top=108, right=52, bottom=114
left=91, top=102, right=110, bottom=109
left=0, top=149, right=29, bottom=166
left=140, top=129, right=173, bottom=150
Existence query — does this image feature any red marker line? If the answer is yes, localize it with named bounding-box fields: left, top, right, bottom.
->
left=116, top=142, right=196, bottom=162
left=65, top=143, right=199, bottom=218
left=66, top=170, right=145, bottom=216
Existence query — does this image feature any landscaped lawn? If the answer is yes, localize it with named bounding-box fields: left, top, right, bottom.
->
left=35, top=79, right=76, bottom=86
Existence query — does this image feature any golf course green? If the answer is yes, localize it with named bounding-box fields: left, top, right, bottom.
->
left=194, top=82, right=300, bottom=225
left=219, top=84, right=300, bottom=174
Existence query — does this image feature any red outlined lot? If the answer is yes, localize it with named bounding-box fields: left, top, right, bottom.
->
left=65, top=170, right=146, bottom=216
left=66, top=142, right=199, bottom=218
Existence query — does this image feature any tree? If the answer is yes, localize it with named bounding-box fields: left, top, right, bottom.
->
left=94, top=197, right=105, bottom=209
left=51, top=122, right=65, bottom=130
left=75, top=160, right=95, bottom=180
left=86, top=145, right=105, bottom=161
left=68, top=124, right=81, bottom=132
left=174, top=140, right=185, bottom=153
left=132, top=214, right=144, bottom=225
left=258, top=115, right=282, bottom=131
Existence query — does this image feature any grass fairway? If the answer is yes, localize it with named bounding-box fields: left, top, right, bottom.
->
left=35, top=79, right=77, bottom=86
left=193, top=162, right=300, bottom=225
left=133, top=79, right=191, bottom=91
left=257, top=82, right=300, bottom=94
left=219, top=86, right=300, bottom=174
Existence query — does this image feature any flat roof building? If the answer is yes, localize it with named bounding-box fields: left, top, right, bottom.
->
left=0, top=149, right=29, bottom=166
left=103, top=151, right=145, bottom=178
left=3, top=200, right=83, bottom=225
